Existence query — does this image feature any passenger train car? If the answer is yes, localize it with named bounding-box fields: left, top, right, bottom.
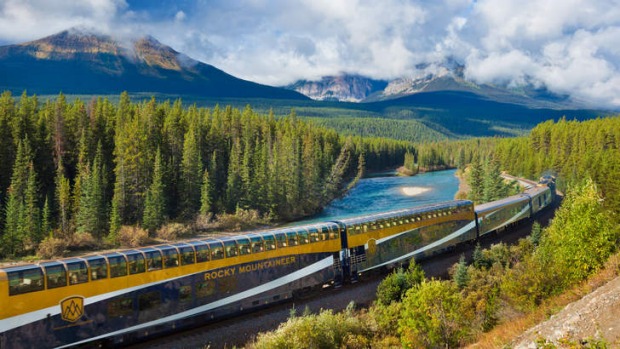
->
left=0, top=179, right=554, bottom=348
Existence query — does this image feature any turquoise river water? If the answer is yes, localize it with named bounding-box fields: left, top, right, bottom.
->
left=292, top=169, right=459, bottom=225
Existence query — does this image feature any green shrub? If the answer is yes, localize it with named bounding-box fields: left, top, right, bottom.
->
left=376, top=261, right=425, bottom=306
left=536, top=178, right=618, bottom=289
left=398, top=279, right=472, bottom=348
left=249, top=304, right=372, bottom=349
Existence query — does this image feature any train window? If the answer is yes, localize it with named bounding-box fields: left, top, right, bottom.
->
left=138, top=291, right=161, bottom=311
left=8, top=267, right=44, bottom=295
left=67, top=261, right=89, bottom=285
left=275, top=233, right=287, bottom=248
left=179, top=246, right=196, bottom=265
left=328, top=226, right=339, bottom=239
left=262, top=234, right=276, bottom=250
left=209, top=242, right=225, bottom=260
left=87, top=257, right=108, bottom=281
left=249, top=235, right=265, bottom=252
left=44, top=263, right=67, bottom=289
left=237, top=238, right=251, bottom=255
left=125, top=252, right=146, bottom=274
left=308, top=228, right=319, bottom=243
left=354, top=225, right=361, bottom=232
left=286, top=232, right=299, bottom=246
left=224, top=240, right=238, bottom=257
left=161, top=247, right=179, bottom=268
left=108, top=297, right=133, bottom=317
left=319, top=226, right=329, bottom=240
left=145, top=250, right=163, bottom=271
left=297, top=230, right=309, bottom=244
left=108, top=255, right=128, bottom=278
left=363, top=225, right=368, bottom=233
left=190, top=241, right=210, bottom=263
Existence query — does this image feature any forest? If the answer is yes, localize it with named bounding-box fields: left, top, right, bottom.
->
left=0, top=91, right=413, bottom=258
left=248, top=115, right=620, bottom=348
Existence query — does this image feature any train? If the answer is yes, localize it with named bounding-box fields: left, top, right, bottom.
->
left=0, top=178, right=554, bottom=348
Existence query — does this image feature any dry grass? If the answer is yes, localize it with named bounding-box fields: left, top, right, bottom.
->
left=468, top=252, right=620, bottom=348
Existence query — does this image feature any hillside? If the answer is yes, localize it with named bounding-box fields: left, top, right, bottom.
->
left=0, top=28, right=307, bottom=100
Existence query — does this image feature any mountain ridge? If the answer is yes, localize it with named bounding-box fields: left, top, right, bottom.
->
left=0, top=28, right=307, bottom=100
left=286, top=68, right=582, bottom=110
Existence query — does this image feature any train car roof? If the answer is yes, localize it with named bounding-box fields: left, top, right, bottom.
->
left=338, top=200, right=472, bottom=226
left=474, top=193, right=529, bottom=214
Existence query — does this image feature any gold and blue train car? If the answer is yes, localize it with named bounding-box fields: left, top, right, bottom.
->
left=0, top=222, right=342, bottom=349
left=339, top=200, right=476, bottom=275
left=474, top=194, right=531, bottom=237
left=527, top=185, right=553, bottom=214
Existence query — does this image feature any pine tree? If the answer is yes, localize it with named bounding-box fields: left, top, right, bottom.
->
left=143, top=149, right=166, bottom=233
left=323, top=139, right=353, bottom=204
left=180, top=126, right=202, bottom=218
left=41, top=196, right=51, bottom=238
left=55, top=157, right=72, bottom=238
left=3, top=139, right=36, bottom=256
left=76, top=144, right=108, bottom=237
left=25, top=161, right=41, bottom=245
left=199, top=168, right=212, bottom=216
left=454, top=255, right=469, bottom=289
left=468, top=154, right=484, bottom=203
left=2, top=191, right=21, bottom=257
left=483, top=159, right=504, bottom=203
left=472, top=243, right=485, bottom=269
left=530, top=221, right=542, bottom=246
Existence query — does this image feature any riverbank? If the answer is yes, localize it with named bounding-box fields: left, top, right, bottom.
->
left=454, top=168, right=469, bottom=200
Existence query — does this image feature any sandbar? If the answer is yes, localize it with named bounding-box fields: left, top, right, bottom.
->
left=401, top=186, right=431, bottom=196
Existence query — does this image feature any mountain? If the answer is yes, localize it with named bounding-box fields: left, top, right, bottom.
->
left=0, top=28, right=307, bottom=100
left=286, top=64, right=581, bottom=110
left=284, top=75, right=388, bottom=102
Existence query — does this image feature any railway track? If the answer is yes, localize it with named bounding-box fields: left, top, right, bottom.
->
left=126, top=198, right=560, bottom=349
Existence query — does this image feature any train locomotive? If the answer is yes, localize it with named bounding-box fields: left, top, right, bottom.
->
left=0, top=179, right=554, bottom=348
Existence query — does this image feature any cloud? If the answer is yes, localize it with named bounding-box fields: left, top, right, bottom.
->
left=0, top=0, right=619, bottom=108
left=0, top=0, right=127, bottom=43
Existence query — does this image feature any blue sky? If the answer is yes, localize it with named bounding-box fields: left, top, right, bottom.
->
left=1, top=0, right=619, bottom=108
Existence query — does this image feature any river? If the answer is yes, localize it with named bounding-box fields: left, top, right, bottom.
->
left=292, top=169, right=459, bottom=225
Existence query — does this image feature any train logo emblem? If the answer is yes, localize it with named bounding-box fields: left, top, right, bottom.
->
left=367, top=239, right=377, bottom=255
left=60, top=296, right=85, bottom=322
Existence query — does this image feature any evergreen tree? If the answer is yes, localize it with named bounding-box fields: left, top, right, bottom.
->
left=143, top=149, right=166, bottom=233
left=25, top=161, right=41, bottom=245
left=472, top=243, right=487, bottom=269
left=2, top=190, right=21, bottom=257
left=199, top=168, right=212, bottom=216
left=468, top=154, right=484, bottom=203
left=76, top=144, right=108, bottom=236
left=55, top=157, right=72, bottom=238
left=457, top=147, right=466, bottom=170
left=180, top=126, right=202, bottom=218
left=41, top=196, right=51, bottom=238
left=530, top=221, right=542, bottom=246
left=453, top=255, right=469, bottom=289
left=323, top=139, right=353, bottom=204
left=483, top=158, right=504, bottom=203
left=2, top=139, right=37, bottom=256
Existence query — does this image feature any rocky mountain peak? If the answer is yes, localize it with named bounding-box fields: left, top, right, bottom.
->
left=285, top=74, right=388, bottom=102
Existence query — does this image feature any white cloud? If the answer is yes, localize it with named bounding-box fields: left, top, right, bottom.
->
left=0, top=0, right=126, bottom=43
left=0, top=0, right=619, bottom=108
